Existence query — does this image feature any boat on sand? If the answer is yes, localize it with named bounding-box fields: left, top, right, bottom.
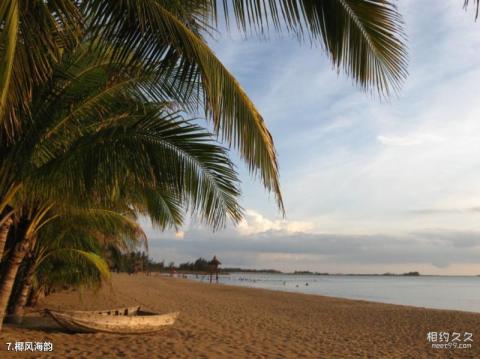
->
left=45, top=306, right=179, bottom=334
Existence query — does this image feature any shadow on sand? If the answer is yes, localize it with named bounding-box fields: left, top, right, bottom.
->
left=6, top=313, right=73, bottom=334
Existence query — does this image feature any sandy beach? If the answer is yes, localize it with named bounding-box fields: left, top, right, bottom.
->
left=0, top=273, right=478, bottom=358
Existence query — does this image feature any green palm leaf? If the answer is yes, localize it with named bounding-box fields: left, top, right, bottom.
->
left=214, top=0, right=408, bottom=95
left=0, top=0, right=83, bottom=137
left=83, top=0, right=284, bottom=211
left=0, top=0, right=19, bottom=128
left=32, top=110, right=243, bottom=229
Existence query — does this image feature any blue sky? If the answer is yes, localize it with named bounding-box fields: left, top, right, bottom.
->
left=145, top=1, right=480, bottom=275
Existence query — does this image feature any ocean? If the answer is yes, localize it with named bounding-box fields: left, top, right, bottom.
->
left=186, top=273, right=480, bottom=313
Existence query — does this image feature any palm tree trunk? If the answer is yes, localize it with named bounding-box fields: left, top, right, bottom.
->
left=27, top=285, right=43, bottom=307
left=0, top=215, right=13, bottom=262
left=0, top=237, right=31, bottom=331
left=10, top=257, right=35, bottom=324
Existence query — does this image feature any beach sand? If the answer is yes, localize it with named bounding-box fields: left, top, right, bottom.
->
left=0, top=273, right=479, bottom=358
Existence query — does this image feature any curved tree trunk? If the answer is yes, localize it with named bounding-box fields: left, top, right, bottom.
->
left=27, top=285, right=43, bottom=307
left=0, top=215, right=13, bottom=262
left=10, top=256, right=36, bottom=324
left=0, top=237, right=32, bottom=331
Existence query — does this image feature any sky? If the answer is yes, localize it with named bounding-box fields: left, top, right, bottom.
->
left=145, top=0, right=480, bottom=275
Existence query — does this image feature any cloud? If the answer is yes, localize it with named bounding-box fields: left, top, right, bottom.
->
left=377, top=133, right=444, bottom=146
left=407, top=207, right=480, bottom=215
left=146, top=209, right=480, bottom=274
left=149, top=225, right=480, bottom=274
left=206, top=0, right=480, bottom=237
left=237, top=210, right=313, bottom=236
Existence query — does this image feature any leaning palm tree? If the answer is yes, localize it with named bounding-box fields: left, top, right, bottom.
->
left=0, top=40, right=247, bottom=328
left=0, top=1, right=409, bottom=330
left=8, top=208, right=145, bottom=324
left=0, top=1, right=409, bottom=299
left=0, top=0, right=410, bottom=278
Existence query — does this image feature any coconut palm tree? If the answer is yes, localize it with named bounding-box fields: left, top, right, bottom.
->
left=8, top=208, right=145, bottom=324
left=0, top=40, right=245, bottom=329
left=0, top=0, right=409, bottom=330
left=0, top=0, right=411, bottom=279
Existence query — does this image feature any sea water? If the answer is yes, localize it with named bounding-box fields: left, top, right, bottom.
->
left=187, top=273, right=480, bottom=313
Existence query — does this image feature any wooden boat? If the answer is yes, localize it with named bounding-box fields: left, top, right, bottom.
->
left=45, top=306, right=179, bottom=334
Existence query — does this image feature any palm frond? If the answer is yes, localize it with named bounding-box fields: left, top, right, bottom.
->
left=464, top=0, right=480, bottom=19
left=0, top=0, right=83, bottom=137
left=215, top=0, right=408, bottom=96
left=0, top=0, right=19, bottom=126
left=37, top=205, right=146, bottom=252
left=83, top=0, right=283, bottom=212
left=41, top=249, right=111, bottom=281
left=31, top=109, right=243, bottom=229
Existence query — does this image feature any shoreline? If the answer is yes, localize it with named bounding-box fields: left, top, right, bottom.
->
left=1, top=273, right=479, bottom=358
left=178, top=272, right=480, bottom=314
left=189, top=277, right=480, bottom=315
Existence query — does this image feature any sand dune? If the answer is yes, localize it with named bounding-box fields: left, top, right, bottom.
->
left=0, top=273, right=479, bottom=358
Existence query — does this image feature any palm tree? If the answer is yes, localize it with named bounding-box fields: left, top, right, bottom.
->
left=0, top=41, right=246, bottom=328
left=8, top=208, right=144, bottom=324
left=0, top=0, right=412, bottom=268
left=0, top=1, right=409, bottom=329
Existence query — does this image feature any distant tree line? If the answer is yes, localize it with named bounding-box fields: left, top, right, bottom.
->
left=106, top=255, right=276, bottom=274
left=177, top=258, right=211, bottom=272
left=104, top=252, right=423, bottom=277
left=106, top=249, right=149, bottom=274
left=223, top=268, right=282, bottom=274
left=106, top=254, right=215, bottom=274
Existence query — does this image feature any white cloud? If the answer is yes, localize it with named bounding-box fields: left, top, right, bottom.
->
left=377, top=133, right=444, bottom=146
left=237, top=210, right=313, bottom=236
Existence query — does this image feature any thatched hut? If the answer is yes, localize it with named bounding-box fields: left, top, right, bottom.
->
left=209, top=256, right=221, bottom=283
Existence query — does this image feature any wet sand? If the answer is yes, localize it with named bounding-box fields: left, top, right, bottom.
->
left=1, top=273, right=479, bottom=358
